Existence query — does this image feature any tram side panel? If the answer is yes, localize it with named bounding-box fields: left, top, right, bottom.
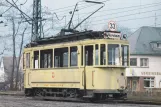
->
left=82, top=67, right=126, bottom=95
left=28, top=69, right=80, bottom=89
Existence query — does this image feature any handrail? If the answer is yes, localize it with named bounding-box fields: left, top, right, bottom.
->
left=92, top=70, right=95, bottom=87
left=28, top=72, right=31, bottom=86
left=82, top=71, right=84, bottom=86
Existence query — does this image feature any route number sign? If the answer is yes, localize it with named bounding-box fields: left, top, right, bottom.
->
left=108, top=21, right=117, bottom=31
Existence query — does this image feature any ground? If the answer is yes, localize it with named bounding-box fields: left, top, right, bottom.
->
left=0, top=95, right=160, bottom=107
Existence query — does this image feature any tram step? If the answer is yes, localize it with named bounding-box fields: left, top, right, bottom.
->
left=83, top=95, right=93, bottom=98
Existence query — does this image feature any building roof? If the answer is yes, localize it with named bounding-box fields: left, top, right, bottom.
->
left=128, top=26, right=161, bottom=55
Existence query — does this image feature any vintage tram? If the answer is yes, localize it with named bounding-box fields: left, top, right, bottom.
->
left=23, top=28, right=129, bottom=101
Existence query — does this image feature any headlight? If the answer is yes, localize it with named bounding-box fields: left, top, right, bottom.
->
left=120, top=86, right=124, bottom=89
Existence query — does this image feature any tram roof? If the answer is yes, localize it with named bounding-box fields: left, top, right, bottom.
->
left=25, top=30, right=122, bottom=48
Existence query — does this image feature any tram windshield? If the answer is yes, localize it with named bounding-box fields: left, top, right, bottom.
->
left=121, top=45, right=129, bottom=66
left=108, top=44, right=120, bottom=65
left=107, top=44, right=129, bottom=66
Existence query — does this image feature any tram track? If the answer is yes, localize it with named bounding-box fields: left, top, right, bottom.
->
left=31, top=96, right=161, bottom=105
left=1, top=92, right=161, bottom=105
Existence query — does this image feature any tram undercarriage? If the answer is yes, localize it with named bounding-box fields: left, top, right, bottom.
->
left=25, top=88, right=127, bottom=102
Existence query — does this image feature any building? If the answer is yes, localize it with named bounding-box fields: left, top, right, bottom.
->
left=0, top=56, right=23, bottom=90
left=126, top=26, right=161, bottom=92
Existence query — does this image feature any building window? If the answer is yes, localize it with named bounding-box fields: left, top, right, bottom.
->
left=144, top=78, right=154, bottom=88
left=26, top=53, right=30, bottom=68
left=140, top=58, right=148, bottom=67
left=157, top=43, right=161, bottom=48
left=130, top=58, right=137, bottom=66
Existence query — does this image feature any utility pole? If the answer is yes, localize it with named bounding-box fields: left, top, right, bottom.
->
left=31, top=0, right=42, bottom=42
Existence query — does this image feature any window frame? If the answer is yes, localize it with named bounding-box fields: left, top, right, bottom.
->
left=100, top=44, right=106, bottom=65
left=54, top=47, right=68, bottom=68
left=23, top=53, right=25, bottom=69
left=144, top=77, right=155, bottom=88
left=130, top=58, right=137, bottom=66
left=107, top=44, right=120, bottom=66
left=84, top=45, right=94, bottom=66
left=70, top=46, right=78, bottom=67
left=140, top=58, right=149, bottom=67
left=121, top=45, right=129, bottom=66
left=94, top=44, right=99, bottom=66
left=40, top=49, right=53, bottom=68
left=33, top=51, right=39, bottom=69
left=26, top=53, right=30, bottom=69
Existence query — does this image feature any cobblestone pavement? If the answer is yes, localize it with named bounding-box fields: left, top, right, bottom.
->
left=0, top=95, right=160, bottom=107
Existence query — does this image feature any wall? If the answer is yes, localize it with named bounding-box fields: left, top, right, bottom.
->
left=126, top=55, right=161, bottom=88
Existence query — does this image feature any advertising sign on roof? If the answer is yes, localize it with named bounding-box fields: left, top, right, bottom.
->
left=103, top=32, right=121, bottom=40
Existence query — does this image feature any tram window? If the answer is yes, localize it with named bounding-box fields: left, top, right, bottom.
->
left=23, top=53, right=25, bottom=69
left=81, top=46, right=83, bottom=66
left=70, top=47, right=77, bottom=66
left=85, top=45, right=93, bottom=66
left=26, top=53, right=30, bottom=68
left=54, top=47, right=68, bottom=67
left=108, top=44, right=120, bottom=65
left=34, top=51, right=39, bottom=69
left=95, top=44, right=99, bottom=65
left=40, top=49, right=53, bottom=68
left=122, top=45, right=129, bottom=66
left=100, top=44, right=106, bottom=65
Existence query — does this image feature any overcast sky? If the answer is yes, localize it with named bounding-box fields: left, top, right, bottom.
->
left=1, top=0, right=161, bottom=34
left=0, top=0, right=161, bottom=56
left=41, top=0, right=161, bottom=31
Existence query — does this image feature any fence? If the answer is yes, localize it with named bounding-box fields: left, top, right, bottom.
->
left=127, top=88, right=161, bottom=101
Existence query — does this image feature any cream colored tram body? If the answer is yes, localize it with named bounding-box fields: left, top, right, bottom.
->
left=23, top=30, right=129, bottom=100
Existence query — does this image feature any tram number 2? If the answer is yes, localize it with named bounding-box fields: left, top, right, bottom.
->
left=52, top=72, right=55, bottom=78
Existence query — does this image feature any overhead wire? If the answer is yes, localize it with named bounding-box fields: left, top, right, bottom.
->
left=46, top=5, right=161, bottom=26
left=0, top=0, right=19, bottom=15
left=48, top=0, right=108, bottom=13
left=47, top=1, right=161, bottom=18
left=43, top=1, right=161, bottom=28
left=45, top=13, right=161, bottom=31
left=87, top=8, right=161, bottom=24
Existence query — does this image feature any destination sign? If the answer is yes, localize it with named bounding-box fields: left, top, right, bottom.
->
left=103, top=32, right=121, bottom=39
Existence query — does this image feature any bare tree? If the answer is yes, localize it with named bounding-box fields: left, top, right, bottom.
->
left=10, top=17, right=16, bottom=90
left=15, top=26, right=27, bottom=90
left=0, top=5, right=30, bottom=91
